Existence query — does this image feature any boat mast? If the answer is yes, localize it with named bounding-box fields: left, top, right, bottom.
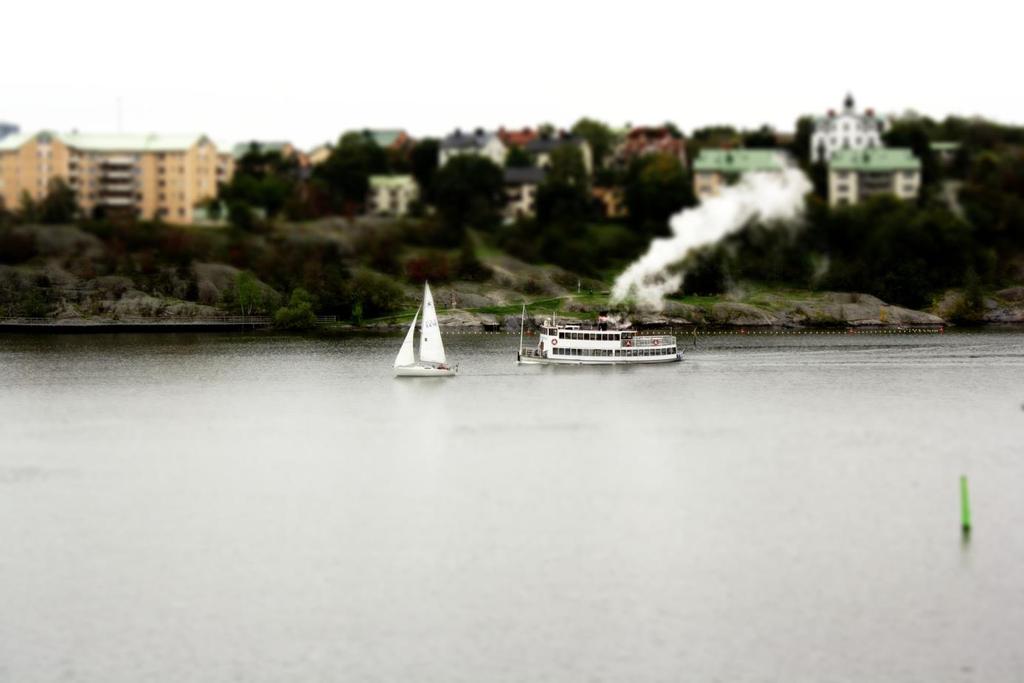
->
left=519, top=302, right=526, bottom=354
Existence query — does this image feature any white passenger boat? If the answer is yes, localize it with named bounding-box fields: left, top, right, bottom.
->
left=394, top=283, right=457, bottom=377
left=515, top=307, right=681, bottom=365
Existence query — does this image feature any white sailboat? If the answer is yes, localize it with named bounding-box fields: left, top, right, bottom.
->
left=394, top=282, right=457, bottom=377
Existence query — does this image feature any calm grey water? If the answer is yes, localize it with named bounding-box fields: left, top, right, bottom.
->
left=1, top=330, right=1022, bottom=682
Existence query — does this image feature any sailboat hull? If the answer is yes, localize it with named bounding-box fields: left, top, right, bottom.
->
left=394, top=364, right=457, bottom=377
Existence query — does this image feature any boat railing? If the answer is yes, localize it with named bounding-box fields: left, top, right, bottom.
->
left=519, top=348, right=544, bottom=359
left=631, top=334, right=677, bottom=348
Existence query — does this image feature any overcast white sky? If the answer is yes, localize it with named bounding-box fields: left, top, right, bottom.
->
left=2, top=0, right=1020, bottom=149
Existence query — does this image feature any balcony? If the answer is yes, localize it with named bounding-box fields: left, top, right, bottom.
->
left=96, top=192, right=136, bottom=206
left=100, top=169, right=135, bottom=181
left=100, top=182, right=136, bottom=194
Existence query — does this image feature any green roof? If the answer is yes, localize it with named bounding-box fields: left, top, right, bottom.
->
left=0, top=132, right=35, bottom=151
left=829, top=148, right=921, bottom=171
left=0, top=131, right=212, bottom=153
left=693, top=148, right=787, bottom=173
left=365, top=129, right=406, bottom=148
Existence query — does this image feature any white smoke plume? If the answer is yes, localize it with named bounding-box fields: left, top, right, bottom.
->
left=611, top=167, right=813, bottom=311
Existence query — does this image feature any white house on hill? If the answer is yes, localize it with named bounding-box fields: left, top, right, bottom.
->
left=438, top=129, right=507, bottom=168
left=811, top=94, right=886, bottom=163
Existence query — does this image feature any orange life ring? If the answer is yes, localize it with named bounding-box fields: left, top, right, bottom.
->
left=551, top=338, right=558, bottom=346
left=624, top=339, right=632, bottom=347
left=653, top=339, right=661, bottom=346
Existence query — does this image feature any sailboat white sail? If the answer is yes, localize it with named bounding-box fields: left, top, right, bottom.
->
left=393, top=306, right=419, bottom=368
left=393, top=283, right=456, bottom=377
left=419, top=282, right=446, bottom=365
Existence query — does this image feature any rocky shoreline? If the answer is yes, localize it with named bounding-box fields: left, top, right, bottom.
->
left=4, top=289, right=1024, bottom=334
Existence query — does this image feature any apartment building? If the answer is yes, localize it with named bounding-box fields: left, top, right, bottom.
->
left=828, top=148, right=921, bottom=206
left=0, top=131, right=227, bottom=223
left=692, top=149, right=789, bottom=201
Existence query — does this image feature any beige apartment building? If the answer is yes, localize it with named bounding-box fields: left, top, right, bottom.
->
left=0, top=131, right=230, bottom=224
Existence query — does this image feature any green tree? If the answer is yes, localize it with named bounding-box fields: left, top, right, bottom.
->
left=456, top=232, right=488, bottom=281
left=18, top=191, right=39, bottom=223
left=536, top=181, right=591, bottom=230
left=432, top=155, right=505, bottom=243
left=227, top=200, right=257, bottom=232
left=742, top=124, right=777, bottom=149
left=345, top=270, right=404, bottom=319
left=546, top=145, right=588, bottom=187
left=38, top=178, right=78, bottom=223
left=884, top=120, right=939, bottom=192
left=791, top=115, right=815, bottom=162
left=219, top=144, right=302, bottom=221
left=624, top=153, right=695, bottom=235
left=274, top=287, right=318, bottom=330
left=570, top=118, right=616, bottom=169
left=691, top=125, right=740, bottom=145
left=234, top=271, right=264, bottom=315
left=314, top=132, right=388, bottom=215
left=409, top=138, right=439, bottom=201
left=505, top=145, right=531, bottom=168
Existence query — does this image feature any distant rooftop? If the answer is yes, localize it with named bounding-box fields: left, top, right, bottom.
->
left=504, top=167, right=547, bottom=185
left=829, top=148, right=921, bottom=172
left=441, top=129, right=499, bottom=150
left=524, top=134, right=585, bottom=154
left=0, top=122, right=19, bottom=141
left=0, top=130, right=213, bottom=153
left=693, top=148, right=788, bottom=173
left=365, top=129, right=408, bottom=148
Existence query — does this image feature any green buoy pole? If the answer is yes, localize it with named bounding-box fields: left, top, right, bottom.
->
left=960, top=475, right=972, bottom=534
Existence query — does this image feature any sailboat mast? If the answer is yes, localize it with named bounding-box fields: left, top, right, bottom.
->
left=519, top=303, right=526, bottom=354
